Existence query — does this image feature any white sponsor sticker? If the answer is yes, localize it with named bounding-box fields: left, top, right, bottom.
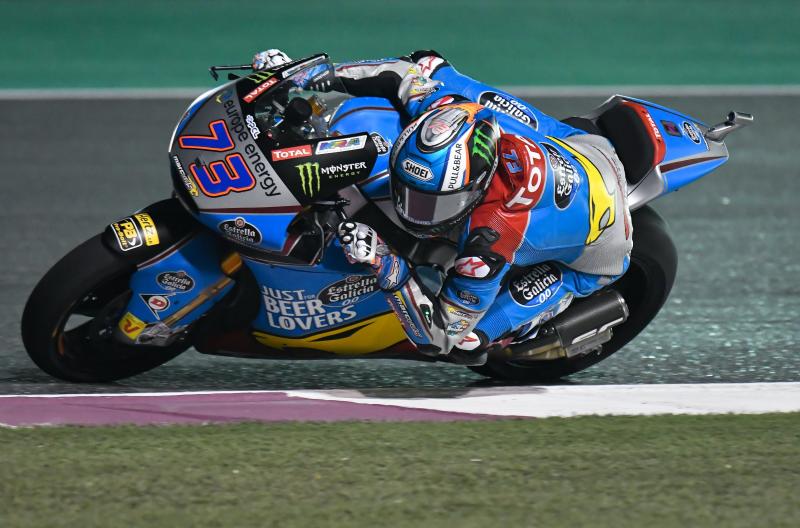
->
left=315, top=135, right=367, bottom=155
left=402, top=158, right=433, bottom=181
left=441, top=139, right=466, bottom=191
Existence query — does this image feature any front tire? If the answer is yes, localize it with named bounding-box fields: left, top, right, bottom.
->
left=471, top=205, right=678, bottom=382
left=21, top=234, right=190, bottom=382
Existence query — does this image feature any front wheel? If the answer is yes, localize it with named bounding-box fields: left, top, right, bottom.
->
left=21, top=234, right=191, bottom=382
left=470, top=205, right=678, bottom=382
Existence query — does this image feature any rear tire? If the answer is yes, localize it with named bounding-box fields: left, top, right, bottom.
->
left=470, top=205, right=678, bottom=382
left=21, top=234, right=190, bottom=382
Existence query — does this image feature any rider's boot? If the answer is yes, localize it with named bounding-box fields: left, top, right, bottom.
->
left=446, top=331, right=489, bottom=366
left=447, top=347, right=489, bottom=366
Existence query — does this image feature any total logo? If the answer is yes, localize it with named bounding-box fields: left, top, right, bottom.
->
left=504, top=136, right=546, bottom=210
left=243, top=73, right=278, bottom=103
left=272, top=144, right=312, bottom=161
left=402, top=158, right=432, bottom=181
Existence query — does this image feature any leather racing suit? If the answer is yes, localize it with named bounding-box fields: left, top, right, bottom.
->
left=336, top=51, right=633, bottom=363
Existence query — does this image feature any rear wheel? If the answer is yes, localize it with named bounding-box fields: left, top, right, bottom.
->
left=21, top=235, right=191, bottom=382
left=470, top=205, right=678, bottom=382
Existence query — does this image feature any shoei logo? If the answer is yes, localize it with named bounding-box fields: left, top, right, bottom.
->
left=402, top=158, right=433, bottom=181
left=295, top=162, right=321, bottom=196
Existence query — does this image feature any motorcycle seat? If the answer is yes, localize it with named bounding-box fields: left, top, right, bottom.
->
left=561, top=107, right=658, bottom=186
left=595, top=104, right=658, bottom=185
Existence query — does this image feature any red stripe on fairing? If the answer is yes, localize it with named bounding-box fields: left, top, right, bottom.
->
left=621, top=101, right=666, bottom=166
left=660, top=155, right=726, bottom=173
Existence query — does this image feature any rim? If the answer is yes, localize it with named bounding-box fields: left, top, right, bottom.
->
left=51, top=273, right=136, bottom=366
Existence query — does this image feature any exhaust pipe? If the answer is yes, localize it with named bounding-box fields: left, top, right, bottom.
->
left=506, top=289, right=629, bottom=361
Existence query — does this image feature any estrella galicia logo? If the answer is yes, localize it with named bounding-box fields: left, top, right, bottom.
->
left=295, top=162, right=321, bottom=197
left=370, top=133, right=390, bottom=155
left=543, top=143, right=580, bottom=210
left=218, top=217, right=262, bottom=246
left=682, top=121, right=702, bottom=144
left=509, top=263, right=563, bottom=307
left=478, top=91, right=538, bottom=129
left=318, top=275, right=378, bottom=306
left=157, top=271, right=195, bottom=292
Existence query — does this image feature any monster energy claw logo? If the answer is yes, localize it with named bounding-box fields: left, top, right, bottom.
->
left=471, top=124, right=495, bottom=164
left=295, top=162, right=321, bottom=197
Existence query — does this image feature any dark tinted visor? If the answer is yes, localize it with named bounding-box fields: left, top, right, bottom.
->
left=392, top=177, right=483, bottom=227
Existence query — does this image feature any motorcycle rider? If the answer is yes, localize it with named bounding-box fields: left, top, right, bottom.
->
left=253, top=50, right=633, bottom=366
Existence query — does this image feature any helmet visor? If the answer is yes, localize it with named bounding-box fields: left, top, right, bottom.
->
left=392, top=177, right=483, bottom=228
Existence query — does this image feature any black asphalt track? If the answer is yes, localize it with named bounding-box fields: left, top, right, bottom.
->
left=1, top=95, right=798, bottom=394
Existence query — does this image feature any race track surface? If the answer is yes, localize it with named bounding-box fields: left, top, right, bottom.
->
left=4, top=383, right=798, bottom=427
left=1, top=94, right=798, bottom=395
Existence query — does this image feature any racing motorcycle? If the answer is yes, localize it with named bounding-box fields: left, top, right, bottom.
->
left=21, top=54, right=752, bottom=383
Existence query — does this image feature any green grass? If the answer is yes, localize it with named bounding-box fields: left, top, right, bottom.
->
left=1, top=414, right=798, bottom=527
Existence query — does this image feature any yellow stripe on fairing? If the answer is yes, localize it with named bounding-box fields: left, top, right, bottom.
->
left=252, top=312, right=407, bottom=355
left=548, top=136, right=616, bottom=245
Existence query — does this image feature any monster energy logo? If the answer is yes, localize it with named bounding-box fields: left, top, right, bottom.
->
left=295, top=162, right=321, bottom=197
left=471, top=125, right=495, bottom=164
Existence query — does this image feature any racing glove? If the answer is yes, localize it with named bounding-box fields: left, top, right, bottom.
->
left=337, top=222, right=488, bottom=365
left=397, top=71, right=442, bottom=106
left=252, top=49, right=292, bottom=71
left=337, top=221, right=408, bottom=291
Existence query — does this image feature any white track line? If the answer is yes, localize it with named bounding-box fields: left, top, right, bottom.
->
left=1, top=85, right=799, bottom=100
left=294, top=382, right=800, bottom=417
left=2, top=383, right=798, bottom=418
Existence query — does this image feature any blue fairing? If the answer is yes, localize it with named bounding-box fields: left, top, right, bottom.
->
left=330, top=96, right=403, bottom=199
left=121, top=231, right=234, bottom=328
left=622, top=96, right=729, bottom=194
left=430, top=65, right=584, bottom=138
left=245, top=242, right=392, bottom=337
left=195, top=211, right=297, bottom=253
left=123, top=70, right=738, bottom=353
